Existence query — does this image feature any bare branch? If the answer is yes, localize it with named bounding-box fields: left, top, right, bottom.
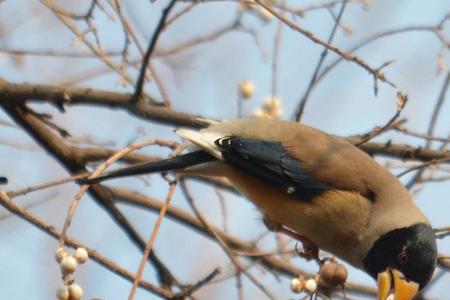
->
left=255, top=0, right=397, bottom=93
left=132, top=0, right=177, bottom=103
left=294, top=0, right=348, bottom=121
left=0, top=191, right=174, bottom=299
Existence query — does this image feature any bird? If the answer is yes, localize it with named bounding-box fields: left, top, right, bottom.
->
left=81, top=118, right=437, bottom=300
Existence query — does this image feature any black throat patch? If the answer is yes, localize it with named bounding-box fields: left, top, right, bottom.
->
left=363, top=223, right=437, bottom=289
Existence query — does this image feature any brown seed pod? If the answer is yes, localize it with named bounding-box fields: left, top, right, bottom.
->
left=319, top=261, right=348, bottom=287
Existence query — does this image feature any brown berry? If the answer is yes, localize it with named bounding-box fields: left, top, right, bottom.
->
left=319, top=261, right=348, bottom=287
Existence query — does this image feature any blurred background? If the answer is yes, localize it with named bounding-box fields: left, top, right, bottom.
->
left=1, top=0, right=450, bottom=299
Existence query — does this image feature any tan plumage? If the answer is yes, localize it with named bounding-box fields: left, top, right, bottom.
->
left=179, top=118, right=428, bottom=268
left=83, top=118, right=437, bottom=299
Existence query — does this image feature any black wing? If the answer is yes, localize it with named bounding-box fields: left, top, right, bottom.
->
left=215, top=137, right=329, bottom=198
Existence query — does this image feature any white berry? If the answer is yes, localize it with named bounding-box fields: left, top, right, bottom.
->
left=55, top=247, right=67, bottom=263
left=304, top=278, right=317, bottom=293
left=68, top=283, right=83, bottom=300
left=262, top=96, right=282, bottom=118
left=56, top=286, right=69, bottom=300
left=60, top=255, right=78, bottom=274
left=74, top=247, right=89, bottom=264
left=290, top=278, right=303, bottom=293
left=239, top=80, right=255, bottom=99
left=252, top=109, right=268, bottom=118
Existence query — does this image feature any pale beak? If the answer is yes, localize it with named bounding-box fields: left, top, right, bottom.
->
left=377, top=269, right=419, bottom=300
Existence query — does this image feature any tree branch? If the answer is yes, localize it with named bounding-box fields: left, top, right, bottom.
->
left=0, top=191, right=174, bottom=299
left=112, top=186, right=377, bottom=297
left=0, top=101, right=178, bottom=289
left=1, top=81, right=449, bottom=163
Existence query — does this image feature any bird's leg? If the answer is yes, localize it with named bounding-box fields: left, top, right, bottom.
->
left=262, top=217, right=320, bottom=263
left=291, top=231, right=320, bottom=263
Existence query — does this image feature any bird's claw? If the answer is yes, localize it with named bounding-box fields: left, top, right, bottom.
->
left=295, top=242, right=319, bottom=262
left=263, top=216, right=320, bottom=263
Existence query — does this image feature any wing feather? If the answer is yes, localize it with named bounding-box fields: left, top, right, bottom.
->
left=215, top=137, right=329, bottom=198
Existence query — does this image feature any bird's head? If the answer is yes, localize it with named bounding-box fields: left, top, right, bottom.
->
left=363, top=223, right=437, bottom=300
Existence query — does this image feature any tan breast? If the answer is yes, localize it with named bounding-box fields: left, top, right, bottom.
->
left=223, top=165, right=373, bottom=267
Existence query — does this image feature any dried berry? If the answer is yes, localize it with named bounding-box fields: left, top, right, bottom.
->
left=319, top=261, right=348, bottom=287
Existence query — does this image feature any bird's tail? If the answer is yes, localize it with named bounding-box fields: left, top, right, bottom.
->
left=80, top=150, right=215, bottom=184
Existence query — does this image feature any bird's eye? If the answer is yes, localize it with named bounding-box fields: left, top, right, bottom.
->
left=398, top=250, right=408, bottom=266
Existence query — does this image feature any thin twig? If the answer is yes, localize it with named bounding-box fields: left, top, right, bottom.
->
left=181, top=180, right=277, bottom=300
left=173, top=267, right=222, bottom=298
left=355, top=92, right=408, bottom=146
left=59, top=139, right=174, bottom=248
left=41, top=0, right=145, bottom=95
left=112, top=0, right=172, bottom=107
left=132, top=0, right=177, bottom=103
left=397, top=157, right=450, bottom=178
left=314, top=16, right=450, bottom=91
left=165, top=1, right=198, bottom=27
left=281, top=0, right=366, bottom=16
left=294, top=0, right=348, bottom=121
left=215, top=188, right=229, bottom=233
left=1, top=101, right=178, bottom=287
left=0, top=47, right=123, bottom=58
left=254, top=0, right=397, bottom=93
left=128, top=174, right=181, bottom=300
left=39, top=0, right=97, bottom=19
left=0, top=191, right=173, bottom=299
left=435, top=226, right=450, bottom=239
left=426, top=71, right=450, bottom=149
left=7, top=174, right=86, bottom=198
left=406, top=72, right=450, bottom=188
left=128, top=143, right=186, bottom=299
left=57, top=16, right=248, bottom=86
left=394, top=125, right=450, bottom=143
left=271, top=0, right=285, bottom=98
left=108, top=187, right=378, bottom=296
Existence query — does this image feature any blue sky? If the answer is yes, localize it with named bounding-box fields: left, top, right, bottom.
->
left=1, top=0, right=449, bottom=299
